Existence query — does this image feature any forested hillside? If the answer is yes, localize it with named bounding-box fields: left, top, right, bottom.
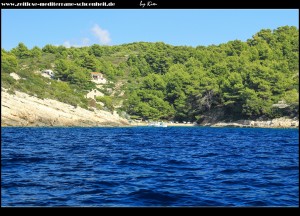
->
left=1, top=26, right=298, bottom=123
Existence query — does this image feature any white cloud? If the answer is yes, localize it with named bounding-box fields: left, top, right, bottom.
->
left=63, top=38, right=90, bottom=48
left=62, top=24, right=111, bottom=48
left=91, top=24, right=111, bottom=45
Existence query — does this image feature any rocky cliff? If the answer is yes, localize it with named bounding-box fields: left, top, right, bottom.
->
left=1, top=89, right=130, bottom=127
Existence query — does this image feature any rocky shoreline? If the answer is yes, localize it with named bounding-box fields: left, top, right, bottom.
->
left=1, top=89, right=298, bottom=128
left=1, top=89, right=130, bottom=127
left=202, top=118, right=299, bottom=129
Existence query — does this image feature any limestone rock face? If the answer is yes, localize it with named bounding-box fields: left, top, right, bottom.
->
left=1, top=89, right=129, bottom=127
left=210, top=117, right=298, bottom=128
left=9, top=73, right=21, bottom=80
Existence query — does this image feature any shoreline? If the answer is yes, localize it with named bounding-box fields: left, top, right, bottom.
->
left=4, top=119, right=297, bottom=129
left=130, top=122, right=195, bottom=127
left=1, top=123, right=298, bottom=129
left=1, top=115, right=299, bottom=129
left=128, top=117, right=299, bottom=129
left=1, top=89, right=298, bottom=129
left=201, top=118, right=299, bottom=129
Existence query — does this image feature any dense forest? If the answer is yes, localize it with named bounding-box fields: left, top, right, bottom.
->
left=1, top=26, right=299, bottom=122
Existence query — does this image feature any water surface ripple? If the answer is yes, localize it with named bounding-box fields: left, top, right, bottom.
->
left=1, top=127, right=298, bottom=206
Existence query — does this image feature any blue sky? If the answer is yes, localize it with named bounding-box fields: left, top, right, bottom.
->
left=1, top=9, right=298, bottom=50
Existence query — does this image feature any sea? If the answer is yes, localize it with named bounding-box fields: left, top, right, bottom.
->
left=1, top=127, right=299, bottom=207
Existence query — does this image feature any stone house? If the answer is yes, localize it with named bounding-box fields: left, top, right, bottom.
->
left=91, top=72, right=107, bottom=84
left=86, top=89, right=104, bottom=100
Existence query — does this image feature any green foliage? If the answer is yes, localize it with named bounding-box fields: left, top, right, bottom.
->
left=124, top=26, right=298, bottom=121
left=241, top=88, right=272, bottom=118
left=11, top=43, right=31, bottom=59
left=1, top=66, right=88, bottom=108
left=30, top=46, right=42, bottom=58
left=1, top=50, right=18, bottom=73
left=42, top=44, right=57, bottom=54
left=89, top=44, right=105, bottom=57
left=96, top=96, right=114, bottom=112
left=81, top=54, right=97, bottom=71
left=54, top=59, right=70, bottom=80
left=283, top=89, right=299, bottom=105
left=2, top=26, right=298, bottom=121
left=1, top=72, right=16, bottom=88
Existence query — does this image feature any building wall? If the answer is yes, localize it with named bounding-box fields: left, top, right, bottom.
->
left=86, top=89, right=104, bottom=99
left=92, top=78, right=107, bottom=84
left=91, top=73, right=107, bottom=84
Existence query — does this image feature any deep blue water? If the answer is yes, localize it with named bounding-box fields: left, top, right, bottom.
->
left=1, top=127, right=299, bottom=207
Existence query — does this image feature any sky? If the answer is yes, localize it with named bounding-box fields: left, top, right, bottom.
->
left=1, top=9, right=299, bottom=50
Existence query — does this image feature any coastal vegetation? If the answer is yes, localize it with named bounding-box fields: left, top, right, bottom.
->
left=1, top=26, right=298, bottom=123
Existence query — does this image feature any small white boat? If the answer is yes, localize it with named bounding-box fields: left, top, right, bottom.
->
left=148, top=122, right=167, bottom=127
left=157, top=122, right=167, bottom=127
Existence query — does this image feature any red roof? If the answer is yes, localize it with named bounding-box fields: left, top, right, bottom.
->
left=91, top=72, right=103, bottom=75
